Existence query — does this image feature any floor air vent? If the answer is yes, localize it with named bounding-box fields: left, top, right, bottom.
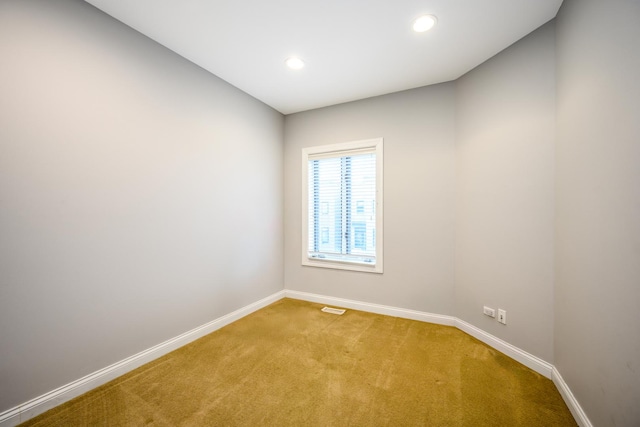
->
left=321, top=307, right=346, bottom=315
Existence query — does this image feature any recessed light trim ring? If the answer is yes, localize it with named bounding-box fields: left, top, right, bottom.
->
left=413, top=14, right=437, bottom=33
left=285, top=56, right=305, bottom=70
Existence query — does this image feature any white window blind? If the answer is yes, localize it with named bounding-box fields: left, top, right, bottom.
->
left=303, top=139, right=383, bottom=272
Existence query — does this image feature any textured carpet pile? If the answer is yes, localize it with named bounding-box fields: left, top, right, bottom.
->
left=20, top=298, right=576, bottom=426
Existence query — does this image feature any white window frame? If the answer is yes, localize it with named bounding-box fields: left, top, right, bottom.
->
left=301, top=138, right=383, bottom=274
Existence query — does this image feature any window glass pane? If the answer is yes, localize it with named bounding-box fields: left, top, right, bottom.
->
left=308, top=157, right=342, bottom=254
left=348, top=154, right=376, bottom=258
left=308, top=152, right=376, bottom=262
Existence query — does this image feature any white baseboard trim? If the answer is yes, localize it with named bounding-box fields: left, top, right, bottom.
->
left=455, top=318, right=553, bottom=378
left=284, top=290, right=457, bottom=327
left=552, top=367, right=593, bottom=427
left=0, top=290, right=286, bottom=427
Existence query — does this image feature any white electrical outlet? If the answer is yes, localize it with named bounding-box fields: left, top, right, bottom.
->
left=483, top=306, right=496, bottom=318
left=498, top=309, right=507, bottom=325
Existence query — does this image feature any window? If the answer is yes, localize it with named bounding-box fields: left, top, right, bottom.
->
left=301, top=138, right=383, bottom=273
left=353, top=222, right=366, bottom=250
left=321, top=227, right=330, bottom=244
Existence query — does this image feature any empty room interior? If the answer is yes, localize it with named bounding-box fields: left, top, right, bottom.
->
left=1, top=0, right=638, bottom=426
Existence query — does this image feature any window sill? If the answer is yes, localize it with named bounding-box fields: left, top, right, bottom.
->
left=302, top=257, right=383, bottom=274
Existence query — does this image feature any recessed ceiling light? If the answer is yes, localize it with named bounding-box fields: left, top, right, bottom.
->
left=285, top=57, right=305, bottom=70
left=412, top=15, right=437, bottom=33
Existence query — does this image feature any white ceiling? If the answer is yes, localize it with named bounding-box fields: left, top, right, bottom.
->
left=84, top=0, right=563, bottom=114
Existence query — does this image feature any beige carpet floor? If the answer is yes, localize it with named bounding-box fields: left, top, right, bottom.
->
left=20, top=298, right=576, bottom=426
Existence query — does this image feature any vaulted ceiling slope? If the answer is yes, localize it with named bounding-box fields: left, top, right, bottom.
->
left=84, top=0, right=563, bottom=114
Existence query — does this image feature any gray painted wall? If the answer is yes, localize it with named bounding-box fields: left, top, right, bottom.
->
left=455, top=22, right=557, bottom=362
left=555, top=0, right=640, bottom=425
left=284, top=84, right=457, bottom=315
left=0, top=0, right=283, bottom=412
